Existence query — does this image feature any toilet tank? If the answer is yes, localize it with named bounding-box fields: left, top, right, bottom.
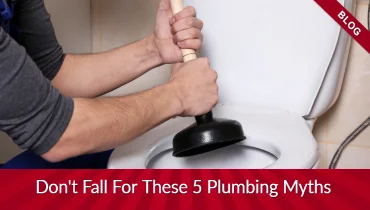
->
left=183, top=0, right=353, bottom=118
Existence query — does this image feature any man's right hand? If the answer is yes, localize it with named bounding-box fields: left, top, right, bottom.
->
left=168, top=58, right=219, bottom=117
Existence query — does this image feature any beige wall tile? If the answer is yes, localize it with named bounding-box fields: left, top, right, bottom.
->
left=92, top=0, right=159, bottom=52
left=313, top=4, right=370, bottom=149
left=327, top=143, right=370, bottom=168
left=0, top=133, right=23, bottom=163
left=92, top=0, right=171, bottom=97
left=45, top=0, right=92, bottom=53
left=357, top=0, right=370, bottom=5
left=91, top=0, right=101, bottom=53
left=318, top=143, right=328, bottom=168
left=313, top=117, right=327, bottom=143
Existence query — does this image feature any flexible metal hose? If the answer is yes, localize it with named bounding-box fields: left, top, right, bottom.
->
left=329, top=4, right=370, bottom=169
left=329, top=117, right=370, bottom=169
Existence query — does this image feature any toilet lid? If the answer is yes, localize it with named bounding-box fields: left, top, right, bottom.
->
left=108, top=104, right=319, bottom=169
left=182, top=0, right=343, bottom=116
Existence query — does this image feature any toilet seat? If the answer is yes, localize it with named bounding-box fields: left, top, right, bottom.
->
left=108, top=104, right=319, bottom=169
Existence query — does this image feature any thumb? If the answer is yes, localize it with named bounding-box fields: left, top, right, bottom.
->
left=158, top=0, right=171, bottom=11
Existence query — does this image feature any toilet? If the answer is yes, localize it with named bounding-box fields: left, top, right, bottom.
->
left=108, top=0, right=355, bottom=169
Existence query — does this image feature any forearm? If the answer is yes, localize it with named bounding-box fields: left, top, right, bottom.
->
left=42, top=83, right=181, bottom=162
left=52, top=35, right=162, bottom=98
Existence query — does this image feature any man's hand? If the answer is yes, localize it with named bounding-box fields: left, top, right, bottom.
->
left=152, top=0, right=204, bottom=64
left=169, top=58, right=219, bottom=117
left=53, top=0, right=203, bottom=98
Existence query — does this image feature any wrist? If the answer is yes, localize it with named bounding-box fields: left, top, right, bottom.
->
left=145, top=34, right=163, bottom=66
left=160, top=83, right=184, bottom=117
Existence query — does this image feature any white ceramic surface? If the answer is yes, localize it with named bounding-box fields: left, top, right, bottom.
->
left=182, top=0, right=343, bottom=116
left=108, top=105, right=319, bottom=169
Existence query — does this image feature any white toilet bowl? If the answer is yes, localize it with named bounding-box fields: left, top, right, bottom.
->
left=109, top=104, right=319, bottom=169
left=107, top=0, right=355, bottom=169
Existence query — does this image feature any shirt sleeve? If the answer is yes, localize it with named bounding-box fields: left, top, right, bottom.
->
left=12, top=0, right=66, bottom=80
left=0, top=27, right=74, bottom=155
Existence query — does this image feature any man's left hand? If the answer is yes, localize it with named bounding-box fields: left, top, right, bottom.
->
left=152, top=0, right=204, bottom=64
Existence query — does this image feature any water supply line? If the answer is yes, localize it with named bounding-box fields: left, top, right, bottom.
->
left=329, top=5, right=370, bottom=169
left=329, top=117, right=370, bottom=169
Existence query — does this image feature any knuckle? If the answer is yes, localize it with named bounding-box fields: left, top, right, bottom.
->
left=187, top=6, right=196, bottom=16
left=199, top=20, right=204, bottom=28
left=213, top=70, right=219, bottom=79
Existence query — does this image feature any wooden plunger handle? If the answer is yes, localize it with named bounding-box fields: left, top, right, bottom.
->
left=170, top=0, right=213, bottom=124
left=170, top=0, right=198, bottom=62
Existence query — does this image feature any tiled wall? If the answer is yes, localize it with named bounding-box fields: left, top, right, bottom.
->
left=45, top=0, right=92, bottom=54
left=0, top=0, right=91, bottom=163
left=91, top=0, right=171, bottom=97
left=313, top=1, right=370, bottom=169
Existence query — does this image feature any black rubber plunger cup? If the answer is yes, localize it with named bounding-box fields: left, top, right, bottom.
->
left=173, top=111, right=246, bottom=157
left=170, top=0, right=246, bottom=157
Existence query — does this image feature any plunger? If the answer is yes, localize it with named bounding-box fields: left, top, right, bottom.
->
left=170, top=0, right=247, bottom=157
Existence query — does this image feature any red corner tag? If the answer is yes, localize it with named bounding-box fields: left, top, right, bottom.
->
left=315, top=0, right=370, bottom=54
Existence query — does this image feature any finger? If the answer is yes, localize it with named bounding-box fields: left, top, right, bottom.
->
left=177, top=39, right=202, bottom=50
left=212, top=70, right=219, bottom=82
left=171, top=17, right=204, bottom=34
left=173, top=28, right=203, bottom=43
left=170, top=6, right=196, bottom=25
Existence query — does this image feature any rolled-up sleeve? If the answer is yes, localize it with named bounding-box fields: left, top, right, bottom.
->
left=0, top=28, right=74, bottom=155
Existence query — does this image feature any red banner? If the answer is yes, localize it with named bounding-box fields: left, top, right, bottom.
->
left=314, top=0, right=370, bottom=54
left=0, top=169, right=368, bottom=209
